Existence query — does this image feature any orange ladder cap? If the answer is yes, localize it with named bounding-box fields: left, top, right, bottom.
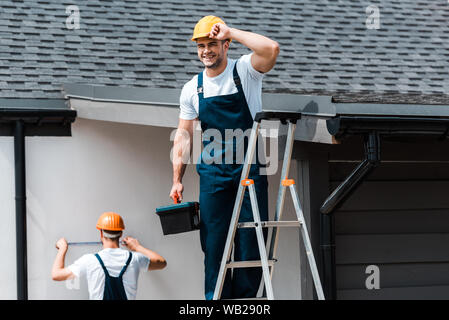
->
left=282, top=179, right=295, bottom=186
left=241, top=179, right=254, bottom=186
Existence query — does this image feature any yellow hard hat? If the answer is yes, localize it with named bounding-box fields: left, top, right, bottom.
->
left=96, top=212, right=125, bottom=231
left=191, top=15, right=231, bottom=42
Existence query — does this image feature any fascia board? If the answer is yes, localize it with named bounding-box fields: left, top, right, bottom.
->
left=335, top=102, right=449, bottom=117
left=68, top=98, right=179, bottom=128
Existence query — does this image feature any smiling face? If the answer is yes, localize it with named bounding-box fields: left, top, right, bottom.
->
left=196, top=37, right=229, bottom=70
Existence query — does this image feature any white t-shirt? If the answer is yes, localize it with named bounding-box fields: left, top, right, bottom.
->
left=179, top=53, right=264, bottom=120
left=68, top=248, right=150, bottom=300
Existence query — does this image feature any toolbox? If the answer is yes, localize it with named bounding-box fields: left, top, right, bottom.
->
left=155, top=198, right=200, bottom=235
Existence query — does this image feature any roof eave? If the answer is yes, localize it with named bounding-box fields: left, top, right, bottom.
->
left=0, top=99, right=77, bottom=137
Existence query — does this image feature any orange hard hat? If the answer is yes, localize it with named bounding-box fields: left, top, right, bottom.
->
left=191, top=15, right=231, bottom=42
left=96, top=212, right=125, bottom=231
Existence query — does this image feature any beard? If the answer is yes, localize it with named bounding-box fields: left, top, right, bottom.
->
left=203, top=55, right=223, bottom=69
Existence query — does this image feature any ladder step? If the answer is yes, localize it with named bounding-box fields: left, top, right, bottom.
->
left=226, top=260, right=276, bottom=269
left=237, top=221, right=301, bottom=228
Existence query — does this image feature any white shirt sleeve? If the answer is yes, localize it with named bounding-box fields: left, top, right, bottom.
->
left=134, top=252, right=151, bottom=272
left=179, top=79, right=199, bottom=120
left=67, top=254, right=90, bottom=279
left=238, top=53, right=264, bottom=81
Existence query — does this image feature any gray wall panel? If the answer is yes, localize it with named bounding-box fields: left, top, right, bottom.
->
left=336, top=209, right=449, bottom=234
left=338, top=286, right=449, bottom=300
left=337, top=263, right=449, bottom=289
left=336, top=234, right=449, bottom=264
left=330, top=162, right=449, bottom=182
left=331, top=181, right=449, bottom=211
left=332, top=156, right=449, bottom=299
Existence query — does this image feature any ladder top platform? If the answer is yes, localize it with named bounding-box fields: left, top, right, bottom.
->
left=254, top=111, right=302, bottom=123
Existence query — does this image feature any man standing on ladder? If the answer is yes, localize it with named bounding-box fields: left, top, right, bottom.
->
left=170, top=15, right=279, bottom=299
left=51, top=212, right=167, bottom=300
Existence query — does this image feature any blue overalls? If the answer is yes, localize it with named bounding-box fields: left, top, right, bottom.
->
left=94, top=251, right=133, bottom=300
left=196, top=61, right=268, bottom=300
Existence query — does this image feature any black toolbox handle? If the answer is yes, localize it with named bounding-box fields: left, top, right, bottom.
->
left=254, top=111, right=302, bottom=124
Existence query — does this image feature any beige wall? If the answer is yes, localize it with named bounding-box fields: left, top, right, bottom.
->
left=0, top=118, right=301, bottom=299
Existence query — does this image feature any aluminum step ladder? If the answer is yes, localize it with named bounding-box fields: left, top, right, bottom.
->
left=213, top=111, right=325, bottom=300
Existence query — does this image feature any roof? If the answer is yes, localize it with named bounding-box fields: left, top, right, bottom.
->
left=0, top=0, right=448, bottom=104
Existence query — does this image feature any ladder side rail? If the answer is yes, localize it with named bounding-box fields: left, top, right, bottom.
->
left=289, top=184, right=325, bottom=300
left=248, top=183, right=275, bottom=300
left=213, top=121, right=261, bottom=300
left=268, top=121, right=297, bottom=272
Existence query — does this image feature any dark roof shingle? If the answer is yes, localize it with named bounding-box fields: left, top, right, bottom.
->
left=0, top=0, right=448, bottom=104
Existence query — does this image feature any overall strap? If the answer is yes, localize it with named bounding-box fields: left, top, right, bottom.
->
left=197, top=71, right=204, bottom=99
left=94, top=253, right=110, bottom=277
left=119, top=252, right=133, bottom=278
left=232, top=60, right=242, bottom=90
